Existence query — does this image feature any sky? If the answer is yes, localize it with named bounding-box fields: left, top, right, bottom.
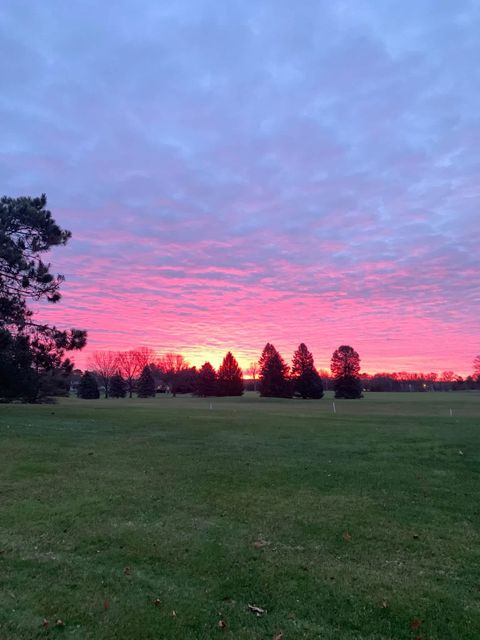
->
left=1, top=1, right=479, bottom=374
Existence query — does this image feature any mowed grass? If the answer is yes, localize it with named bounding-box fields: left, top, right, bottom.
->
left=0, top=392, right=479, bottom=639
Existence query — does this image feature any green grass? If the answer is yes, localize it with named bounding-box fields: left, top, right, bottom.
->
left=0, top=391, right=479, bottom=639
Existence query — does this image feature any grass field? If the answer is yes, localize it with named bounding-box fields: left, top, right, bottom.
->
left=1, top=391, right=479, bottom=639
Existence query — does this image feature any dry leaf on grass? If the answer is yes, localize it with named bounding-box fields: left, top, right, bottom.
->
left=247, top=604, right=266, bottom=616
left=153, top=598, right=161, bottom=607
left=42, top=619, right=49, bottom=629
left=343, top=531, right=352, bottom=541
left=123, top=566, right=132, bottom=575
left=55, top=619, right=65, bottom=627
left=254, top=539, right=268, bottom=549
left=218, top=619, right=227, bottom=629
left=273, top=633, right=284, bottom=640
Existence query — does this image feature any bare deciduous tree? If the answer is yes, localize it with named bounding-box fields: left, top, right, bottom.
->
left=117, top=347, right=156, bottom=397
left=88, top=351, right=119, bottom=398
left=246, top=361, right=258, bottom=391
left=156, top=353, right=189, bottom=389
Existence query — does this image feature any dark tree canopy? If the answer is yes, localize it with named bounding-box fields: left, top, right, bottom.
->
left=110, top=372, right=127, bottom=398
left=259, top=343, right=292, bottom=398
left=0, top=195, right=86, bottom=402
left=137, top=365, right=156, bottom=397
left=291, top=343, right=324, bottom=399
left=171, top=367, right=198, bottom=394
left=331, top=345, right=363, bottom=399
left=217, top=352, right=244, bottom=396
left=77, top=371, right=100, bottom=399
left=196, top=361, right=217, bottom=397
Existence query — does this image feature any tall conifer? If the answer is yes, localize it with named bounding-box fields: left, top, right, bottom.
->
left=258, top=343, right=292, bottom=397
left=137, top=365, right=156, bottom=397
left=217, top=352, right=244, bottom=396
left=291, top=343, right=324, bottom=399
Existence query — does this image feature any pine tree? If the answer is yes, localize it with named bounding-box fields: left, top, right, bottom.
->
left=291, top=343, right=324, bottom=399
left=196, top=362, right=217, bottom=396
left=331, top=345, right=363, bottom=399
left=216, top=352, right=244, bottom=396
left=110, top=372, right=127, bottom=398
left=77, top=371, right=100, bottom=399
left=137, top=365, right=156, bottom=397
left=0, top=195, right=86, bottom=402
left=258, top=343, right=292, bottom=398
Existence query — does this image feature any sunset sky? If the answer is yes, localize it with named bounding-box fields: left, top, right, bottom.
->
left=1, top=1, right=479, bottom=374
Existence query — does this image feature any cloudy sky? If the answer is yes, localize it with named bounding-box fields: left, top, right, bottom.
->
left=1, top=1, right=479, bottom=373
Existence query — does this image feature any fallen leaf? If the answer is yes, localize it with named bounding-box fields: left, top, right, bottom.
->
left=343, top=531, right=352, bottom=541
left=247, top=604, right=266, bottom=616
left=55, top=619, right=65, bottom=627
left=153, top=598, right=161, bottom=607
left=273, top=633, right=284, bottom=640
left=381, top=600, right=388, bottom=608
left=123, top=566, right=132, bottom=575
left=42, top=619, right=49, bottom=629
left=410, top=618, right=422, bottom=630
left=172, top=610, right=177, bottom=618
left=254, top=539, right=268, bottom=549
left=218, top=619, right=227, bottom=629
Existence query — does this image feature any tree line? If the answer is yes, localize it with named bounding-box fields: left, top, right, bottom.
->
left=78, top=343, right=364, bottom=400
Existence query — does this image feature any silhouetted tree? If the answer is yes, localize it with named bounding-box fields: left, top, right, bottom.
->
left=473, top=355, right=480, bottom=382
left=331, top=345, right=363, bottom=399
left=246, top=361, right=258, bottom=392
left=259, top=343, right=292, bottom=398
left=0, top=194, right=86, bottom=402
left=196, top=362, right=217, bottom=397
left=217, top=352, right=244, bottom=396
left=137, top=365, right=156, bottom=397
left=88, top=351, right=118, bottom=398
left=465, top=375, right=476, bottom=390
left=117, top=348, right=154, bottom=397
left=77, top=371, right=100, bottom=399
left=171, top=367, right=198, bottom=394
left=157, top=353, right=189, bottom=391
left=110, top=372, right=127, bottom=398
left=291, top=343, right=324, bottom=399
left=0, top=330, right=37, bottom=401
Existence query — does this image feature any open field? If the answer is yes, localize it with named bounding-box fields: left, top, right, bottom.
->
left=1, top=392, right=479, bottom=639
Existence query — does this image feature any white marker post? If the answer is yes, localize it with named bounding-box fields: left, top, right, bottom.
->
left=332, top=401, right=336, bottom=414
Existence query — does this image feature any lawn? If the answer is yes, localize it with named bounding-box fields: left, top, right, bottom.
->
left=0, top=392, right=479, bottom=639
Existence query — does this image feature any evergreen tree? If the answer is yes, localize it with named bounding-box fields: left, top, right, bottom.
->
left=137, top=365, right=156, bottom=397
left=331, top=345, right=363, bottom=399
left=77, top=371, right=100, bottom=399
left=110, top=372, right=127, bottom=398
left=0, top=195, right=86, bottom=402
left=259, top=343, right=292, bottom=398
left=217, top=352, right=244, bottom=396
left=196, top=362, right=217, bottom=396
left=291, top=343, right=324, bottom=399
